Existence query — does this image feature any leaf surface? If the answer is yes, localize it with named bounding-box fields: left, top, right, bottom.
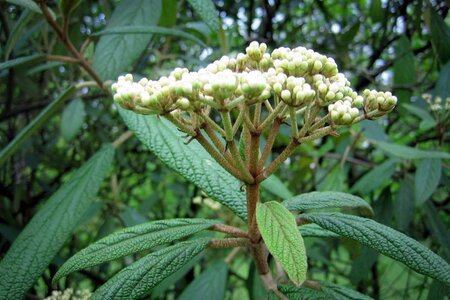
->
left=351, top=159, right=398, bottom=194
left=302, top=212, right=450, bottom=285
left=375, top=141, right=450, bottom=160
left=415, top=158, right=442, bottom=205
left=54, top=218, right=219, bottom=282
left=118, top=109, right=248, bottom=219
left=0, top=145, right=115, bottom=299
left=91, top=239, right=210, bottom=300
left=256, top=201, right=307, bottom=285
left=61, top=98, right=85, bottom=140
left=283, top=191, right=373, bottom=217
left=186, top=0, right=220, bottom=31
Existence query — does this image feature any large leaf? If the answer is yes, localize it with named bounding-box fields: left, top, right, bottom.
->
left=91, top=239, right=210, bottom=300
left=0, top=86, right=76, bottom=166
left=351, top=158, right=398, bottom=194
left=415, top=158, right=442, bottom=205
left=374, top=141, right=450, bottom=160
left=178, top=261, right=228, bottom=300
left=0, top=145, right=115, bottom=299
left=60, top=98, right=85, bottom=140
left=92, top=0, right=162, bottom=81
left=425, top=7, right=450, bottom=65
left=299, top=224, right=339, bottom=238
left=394, top=35, right=415, bottom=105
left=283, top=191, right=373, bottom=217
left=394, top=177, right=414, bottom=232
left=301, top=212, right=450, bottom=285
left=92, top=25, right=207, bottom=47
left=118, top=108, right=248, bottom=219
left=186, top=0, right=220, bottom=31
left=53, top=218, right=219, bottom=282
left=256, top=201, right=307, bottom=285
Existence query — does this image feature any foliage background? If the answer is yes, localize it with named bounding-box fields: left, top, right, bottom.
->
left=0, top=0, right=449, bottom=299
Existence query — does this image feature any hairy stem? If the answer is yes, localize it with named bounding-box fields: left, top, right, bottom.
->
left=209, top=224, right=250, bottom=238
left=208, top=238, right=249, bottom=249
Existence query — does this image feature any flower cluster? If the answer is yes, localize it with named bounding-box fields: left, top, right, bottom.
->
left=423, top=93, right=450, bottom=112
left=112, top=42, right=397, bottom=184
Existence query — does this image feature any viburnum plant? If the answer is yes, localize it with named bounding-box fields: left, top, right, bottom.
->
left=53, top=42, right=449, bottom=299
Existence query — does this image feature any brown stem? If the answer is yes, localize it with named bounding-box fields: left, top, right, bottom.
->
left=257, top=118, right=281, bottom=170
left=112, top=130, right=133, bottom=148
left=46, top=55, right=80, bottom=63
left=208, top=238, right=249, bottom=249
left=209, top=224, right=249, bottom=239
left=246, top=183, right=261, bottom=243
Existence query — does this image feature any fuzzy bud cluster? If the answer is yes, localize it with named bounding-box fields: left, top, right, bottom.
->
left=422, top=93, right=449, bottom=112
left=362, top=89, right=397, bottom=112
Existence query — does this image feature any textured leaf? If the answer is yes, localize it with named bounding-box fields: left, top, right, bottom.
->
left=91, top=239, right=210, bottom=300
left=261, top=175, right=294, bottom=200
left=394, top=35, right=415, bottom=104
left=283, top=191, right=373, bottom=217
left=424, top=201, right=450, bottom=260
left=92, top=0, right=162, bottom=81
left=60, top=98, right=85, bottom=140
left=278, top=282, right=373, bottom=300
left=92, top=25, right=207, bottom=47
left=0, top=86, right=76, bottom=166
left=178, top=261, right=228, bottom=300
left=0, top=53, right=45, bottom=72
left=394, top=177, right=414, bottom=232
left=118, top=108, right=247, bottom=219
left=0, top=145, right=115, bottom=299
left=299, top=224, right=339, bottom=238
left=301, top=212, right=450, bottom=285
left=375, top=141, right=450, bottom=160
left=54, top=218, right=219, bottom=282
left=351, top=159, right=398, bottom=194
left=425, top=7, right=450, bottom=65
left=256, top=201, right=307, bottom=285
left=186, top=0, right=220, bottom=31
left=415, top=158, right=442, bottom=205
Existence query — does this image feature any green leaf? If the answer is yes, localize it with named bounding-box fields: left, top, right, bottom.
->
left=299, top=224, right=339, bottom=238
left=246, top=262, right=267, bottom=300
left=351, top=158, right=398, bottom=194
left=435, top=62, right=450, bottom=99
left=158, top=0, right=177, bottom=27
left=6, top=0, right=41, bottom=14
left=369, top=0, right=383, bottom=23
left=0, top=53, right=45, bottom=72
left=415, top=158, right=442, bottom=205
left=261, top=175, right=293, bottom=200
left=394, top=35, right=415, bottom=105
left=283, top=191, right=373, bottom=217
left=92, top=0, right=162, bottom=81
left=118, top=108, right=248, bottom=219
left=0, top=86, right=76, bottom=166
left=278, top=282, right=373, bottom=300
left=256, top=201, right=307, bottom=285
left=349, top=247, right=378, bottom=285
left=60, top=98, right=85, bottom=140
left=317, top=166, right=346, bottom=191
left=402, top=103, right=435, bottom=122
left=92, top=25, right=207, bottom=47
left=0, top=145, right=115, bottom=299
left=340, top=22, right=360, bottom=44
left=394, top=177, right=414, bottom=232
left=425, top=7, right=450, bottom=65
left=91, top=239, right=210, bottom=300
left=375, top=141, right=450, bottom=160
left=4, top=9, right=34, bottom=60
left=186, top=0, right=220, bottom=31
left=53, top=218, right=218, bottom=282
left=301, top=212, right=450, bottom=285
left=178, top=261, right=228, bottom=300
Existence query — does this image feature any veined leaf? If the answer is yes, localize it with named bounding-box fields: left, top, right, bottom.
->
left=278, top=282, right=373, bottom=300
left=261, top=175, right=294, bottom=200
left=375, top=141, right=450, bottom=160
left=0, top=53, right=45, bottom=72
left=299, top=224, right=339, bottom=238
left=92, top=25, right=207, bottom=47
left=61, top=98, right=85, bottom=140
left=178, top=261, right=228, bottom=300
left=415, top=158, right=442, bottom=205
left=0, top=145, right=115, bottom=299
left=256, top=201, right=307, bottom=285
left=301, top=212, right=450, bottom=285
left=283, top=191, right=373, bottom=217
left=92, top=0, right=162, bottom=81
left=186, top=0, right=220, bottom=31
left=351, top=159, right=398, bottom=194
left=118, top=108, right=248, bottom=220
left=425, top=7, right=450, bottom=65
left=53, top=218, right=219, bottom=282
left=91, top=239, right=210, bottom=300
left=0, top=86, right=76, bottom=166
